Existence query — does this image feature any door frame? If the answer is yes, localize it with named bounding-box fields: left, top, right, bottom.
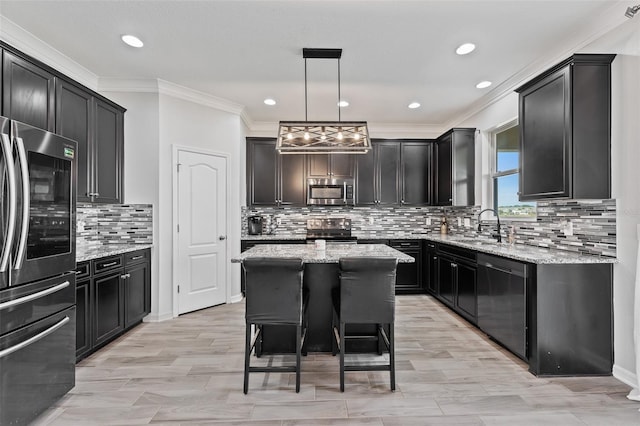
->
left=171, top=144, right=231, bottom=317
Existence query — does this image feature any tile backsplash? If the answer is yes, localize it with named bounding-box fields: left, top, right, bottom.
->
left=77, top=203, right=153, bottom=247
left=242, top=199, right=616, bottom=257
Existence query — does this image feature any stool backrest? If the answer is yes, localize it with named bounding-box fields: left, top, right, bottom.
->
left=243, top=257, right=304, bottom=325
left=338, top=257, right=398, bottom=324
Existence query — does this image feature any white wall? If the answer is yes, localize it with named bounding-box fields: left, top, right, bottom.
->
left=456, top=19, right=640, bottom=388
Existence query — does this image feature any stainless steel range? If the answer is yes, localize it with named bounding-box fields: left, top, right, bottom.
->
left=306, top=218, right=357, bottom=242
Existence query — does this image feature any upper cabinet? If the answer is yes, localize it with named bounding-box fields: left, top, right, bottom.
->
left=434, top=128, right=475, bottom=206
left=516, top=54, right=615, bottom=201
left=1, top=41, right=125, bottom=204
left=355, top=140, right=432, bottom=206
left=2, top=50, right=55, bottom=131
left=246, top=138, right=307, bottom=207
left=56, top=80, right=125, bottom=203
left=307, top=154, right=354, bottom=179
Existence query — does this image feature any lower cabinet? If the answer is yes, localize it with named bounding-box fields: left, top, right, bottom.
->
left=433, top=243, right=477, bottom=324
left=357, top=239, right=423, bottom=295
left=75, top=248, right=151, bottom=362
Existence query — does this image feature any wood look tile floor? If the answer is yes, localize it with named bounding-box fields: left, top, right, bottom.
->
left=34, top=296, right=640, bottom=425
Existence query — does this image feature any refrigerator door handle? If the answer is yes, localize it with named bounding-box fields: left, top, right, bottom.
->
left=0, top=316, right=70, bottom=359
left=13, top=136, right=29, bottom=270
left=0, top=280, right=70, bottom=311
left=0, top=133, right=17, bottom=273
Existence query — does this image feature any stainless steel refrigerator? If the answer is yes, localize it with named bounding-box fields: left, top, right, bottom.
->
left=0, top=117, right=77, bottom=425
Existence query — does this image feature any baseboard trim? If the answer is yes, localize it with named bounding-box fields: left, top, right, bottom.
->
left=143, top=312, right=174, bottom=323
left=613, top=364, right=638, bottom=388
left=230, top=293, right=244, bottom=304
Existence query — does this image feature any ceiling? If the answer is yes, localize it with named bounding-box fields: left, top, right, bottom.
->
left=0, top=1, right=632, bottom=133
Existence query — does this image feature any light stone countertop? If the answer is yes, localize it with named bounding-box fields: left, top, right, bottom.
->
left=231, top=243, right=415, bottom=264
left=241, top=233, right=616, bottom=264
left=77, top=244, right=153, bottom=262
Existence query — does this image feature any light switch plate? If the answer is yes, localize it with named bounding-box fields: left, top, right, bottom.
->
left=426, top=217, right=431, bottom=226
left=457, top=217, right=462, bottom=226
left=464, top=218, right=471, bottom=227
left=369, top=217, right=374, bottom=225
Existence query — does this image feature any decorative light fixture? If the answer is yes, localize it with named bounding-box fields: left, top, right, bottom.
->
left=277, top=48, right=370, bottom=154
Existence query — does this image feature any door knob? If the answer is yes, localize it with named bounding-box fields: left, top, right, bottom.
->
left=219, top=235, right=226, bottom=240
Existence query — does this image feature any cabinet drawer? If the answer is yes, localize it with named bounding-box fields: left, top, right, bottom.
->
left=93, top=255, right=123, bottom=275
left=389, top=240, right=421, bottom=249
left=75, top=261, right=90, bottom=279
left=124, top=249, right=149, bottom=265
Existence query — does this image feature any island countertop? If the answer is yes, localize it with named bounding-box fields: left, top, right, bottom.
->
left=231, top=243, right=415, bottom=264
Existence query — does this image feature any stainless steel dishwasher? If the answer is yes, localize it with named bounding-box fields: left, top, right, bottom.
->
left=477, top=253, right=528, bottom=360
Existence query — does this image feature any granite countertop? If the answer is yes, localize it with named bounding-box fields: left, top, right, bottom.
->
left=241, top=232, right=616, bottom=265
left=77, top=244, right=153, bottom=262
left=232, top=243, right=415, bottom=264
left=425, top=234, right=616, bottom=265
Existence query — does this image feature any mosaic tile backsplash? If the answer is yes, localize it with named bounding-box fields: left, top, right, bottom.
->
left=242, top=199, right=616, bottom=257
left=77, top=203, right=153, bottom=248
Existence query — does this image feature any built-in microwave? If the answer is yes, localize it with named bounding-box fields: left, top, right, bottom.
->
left=307, top=178, right=354, bottom=206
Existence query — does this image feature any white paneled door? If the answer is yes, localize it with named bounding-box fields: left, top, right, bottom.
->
left=176, top=149, right=227, bottom=315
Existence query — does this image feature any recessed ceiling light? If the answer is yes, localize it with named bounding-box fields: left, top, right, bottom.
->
left=264, top=98, right=276, bottom=106
left=121, top=34, right=144, bottom=48
left=338, top=100, right=349, bottom=107
left=456, top=43, right=476, bottom=55
left=476, top=81, right=492, bottom=89
left=408, top=102, right=421, bottom=109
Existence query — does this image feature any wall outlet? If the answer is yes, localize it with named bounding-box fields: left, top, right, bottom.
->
left=464, top=218, right=471, bottom=227
left=369, top=217, right=374, bottom=225
left=457, top=217, right=462, bottom=227
left=563, top=219, right=574, bottom=236
left=275, top=217, right=282, bottom=226
left=426, top=217, right=431, bottom=226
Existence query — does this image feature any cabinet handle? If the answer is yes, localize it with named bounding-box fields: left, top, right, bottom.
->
left=0, top=316, right=69, bottom=360
left=120, top=273, right=131, bottom=279
left=0, top=281, right=70, bottom=311
left=433, top=256, right=437, bottom=260
left=100, top=261, right=118, bottom=268
left=451, top=263, right=457, bottom=268
left=88, top=192, right=100, bottom=197
left=131, top=255, right=144, bottom=261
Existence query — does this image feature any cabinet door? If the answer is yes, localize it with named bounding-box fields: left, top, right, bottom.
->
left=519, top=67, right=571, bottom=200
left=401, top=142, right=432, bottom=205
left=423, top=242, right=438, bottom=294
left=437, top=257, right=455, bottom=306
left=2, top=51, right=55, bottom=131
left=247, top=139, right=278, bottom=206
left=377, top=143, right=401, bottom=205
left=329, top=154, right=354, bottom=178
left=56, top=79, right=93, bottom=202
left=279, top=153, right=306, bottom=205
left=93, top=271, right=124, bottom=347
left=456, top=262, right=477, bottom=323
left=75, top=279, right=91, bottom=360
left=394, top=248, right=422, bottom=294
left=124, top=262, right=150, bottom=328
left=307, top=154, right=330, bottom=177
left=355, top=146, right=376, bottom=205
left=94, top=99, right=124, bottom=203
left=436, top=134, right=452, bottom=205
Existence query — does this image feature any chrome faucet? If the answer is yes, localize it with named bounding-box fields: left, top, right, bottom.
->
left=477, top=208, right=502, bottom=243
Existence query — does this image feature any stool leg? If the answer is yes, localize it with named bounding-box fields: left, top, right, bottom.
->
left=331, top=312, right=337, bottom=356
left=244, top=322, right=251, bottom=394
left=340, top=321, right=345, bottom=392
left=389, top=322, right=395, bottom=392
left=296, top=324, right=301, bottom=393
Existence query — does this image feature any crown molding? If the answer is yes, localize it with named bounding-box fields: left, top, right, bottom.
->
left=0, top=16, right=99, bottom=90
left=98, top=78, right=161, bottom=93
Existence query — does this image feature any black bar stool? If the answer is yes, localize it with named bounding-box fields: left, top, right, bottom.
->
left=332, top=257, right=398, bottom=392
left=242, top=257, right=306, bottom=394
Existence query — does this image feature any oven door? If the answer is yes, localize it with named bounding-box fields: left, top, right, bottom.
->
left=9, top=121, right=77, bottom=286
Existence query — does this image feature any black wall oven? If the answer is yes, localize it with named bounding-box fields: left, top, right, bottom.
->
left=0, top=117, right=77, bottom=425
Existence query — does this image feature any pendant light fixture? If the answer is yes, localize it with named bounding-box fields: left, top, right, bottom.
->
left=276, top=48, right=371, bottom=154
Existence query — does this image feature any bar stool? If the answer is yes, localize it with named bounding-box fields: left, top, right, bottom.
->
left=332, top=257, right=398, bottom=392
left=242, top=257, right=306, bottom=394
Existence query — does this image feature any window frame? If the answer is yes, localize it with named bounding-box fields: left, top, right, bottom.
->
left=490, top=119, right=535, bottom=220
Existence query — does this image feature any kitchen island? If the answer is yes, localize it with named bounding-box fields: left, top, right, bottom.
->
left=232, top=243, right=414, bottom=353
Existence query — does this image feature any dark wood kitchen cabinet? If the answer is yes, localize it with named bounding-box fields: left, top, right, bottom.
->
left=356, top=139, right=432, bottom=206
left=246, top=138, right=306, bottom=206
left=2, top=50, right=55, bottom=131
left=516, top=54, right=615, bottom=200
left=389, top=240, right=423, bottom=294
left=423, top=241, right=438, bottom=294
left=435, top=243, right=477, bottom=324
left=75, top=249, right=151, bottom=362
left=434, top=128, right=475, bottom=206
left=307, top=153, right=354, bottom=179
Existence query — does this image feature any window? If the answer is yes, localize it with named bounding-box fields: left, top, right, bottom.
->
left=491, top=122, right=535, bottom=218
